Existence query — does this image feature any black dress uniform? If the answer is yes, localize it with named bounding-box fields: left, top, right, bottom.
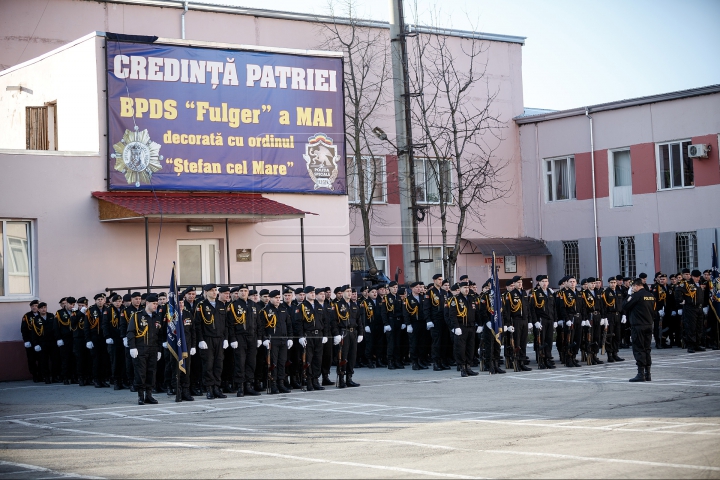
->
left=70, top=302, right=89, bottom=385
left=102, top=302, right=125, bottom=389
left=21, top=306, right=39, bottom=381
left=296, top=290, right=329, bottom=390
left=478, top=288, right=504, bottom=373
left=331, top=294, right=364, bottom=387
left=120, top=301, right=139, bottom=389
left=556, top=286, right=582, bottom=367
left=84, top=301, right=109, bottom=388
left=423, top=284, right=448, bottom=370
left=228, top=293, right=260, bottom=397
left=503, top=285, right=531, bottom=371
left=624, top=282, right=656, bottom=382
left=579, top=285, right=603, bottom=365
left=127, top=302, right=163, bottom=404
left=675, top=272, right=706, bottom=353
left=448, top=288, right=479, bottom=376
left=529, top=284, right=556, bottom=369
left=320, top=294, right=337, bottom=383
left=600, top=283, right=625, bottom=363
left=173, top=302, right=197, bottom=400
left=653, top=280, right=670, bottom=349
left=403, top=286, right=426, bottom=370
left=361, top=291, right=385, bottom=368
left=54, top=305, right=75, bottom=384
left=260, top=296, right=293, bottom=394
left=29, top=310, right=54, bottom=383
left=380, top=289, right=403, bottom=369
left=194, top=292, right=229, bottom=399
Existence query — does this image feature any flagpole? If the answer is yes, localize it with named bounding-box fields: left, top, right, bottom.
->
left=174, top=262, right=182, bottom=403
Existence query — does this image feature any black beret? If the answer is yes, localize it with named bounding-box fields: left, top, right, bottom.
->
left=608, top=277, right=616, bottom=282
left=333, top=287, right=342, bottom=294
left=388, top=281, right=398, bottom=287
left=360, top=285, right=368, bottom=292
left=511, top=275, right=522, bottom=283
left=580, top=278, right=588, bottom=285
left=59, top=297, right=67, bottom=303
left=469, top=281, right=476, bottom=286
left=203, top=283, right=217, bottom=291
left=218, top=286, right=230, bottom=293
left=110, top=294, right=121, bottom=302
left=340, top=285, right=351, bottom=291
left=141, top=293, right=148, bottom=300
left=295, top=287, right=304, bottom=294
left=314, top=288, right=324, bottom=295
left=237, top=284, right=249, bottom=290
left=639, top=272, right=647, bottom=279
left=398, top=287, right=406, bottom=295
left=303, top=286, right=315, bottom=294
left=558, top=278, right=565, bottom=286
left=146, top=293, right=159, bottom=302
left=283, top=287, right=294, bottom=294
left=451, top=283, right=459, bottom=291
left=351, top=288, right=357, bottom=293
left=536, top=275, right=547, bottom=282
left=324, top=287, right=331, bottom=292
left=123, top=294, right=131, bottom=302
left=77, top=297, right=88, bottom=304
left=29, top=300, right=39, bottom=306
left=410, top=281, right=422, bottom=288
left=158, top=292, right=167, bottom=297
left=441, top=279, right=449, bottom=285
left=459, top=275, right=469, bottom=281
left=458, top=281, right=469, bottom=287
left=623, top=277, right=631, bottom=281
left=230, top=286, right=240, bottom=293
left=681, top=268, right=690, bottom=274
left=181, top=287, right=194, bottom=296
left=615, top=274, right=623, bottom=281
left=259, top=289, right=270, bottom=296
left=586, top=277, right=596, bottom=283
left=691, top=269, right=702, bottom=277
left=368, top=285, right=378, bottom=292
left=38, top=302, right=47, bottom=308
left=566, top=275, right=576, bottom=281
left=377, top=283, right=387, bottom=289
left=66, top=296, right=77, bottom=304
left=268, top=290, right=280, bottom=298
left=249, top=289, right=258, bottom=295
left=506, top=280, right=514, bottom=286
left=432, top=273, right=443, bottom=280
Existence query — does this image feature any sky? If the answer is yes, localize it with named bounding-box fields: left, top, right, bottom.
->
left=193, top=0, right=720, bottom=111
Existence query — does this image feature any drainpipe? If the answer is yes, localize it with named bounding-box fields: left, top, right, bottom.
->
left=181, top=1, right=188, bottom=39
left=585, top=107, right=600, bottom=278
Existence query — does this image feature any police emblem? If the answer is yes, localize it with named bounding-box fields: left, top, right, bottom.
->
left=111, top=126, right=163, bottom=187
left=303, top=133, right=339, bottom=190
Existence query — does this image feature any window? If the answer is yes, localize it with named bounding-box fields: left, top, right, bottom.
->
left=544, top=156, right=576, bottom=202
left=26, top=103, right=57, bottom=150
left=177, top=239, right=219, bottom=285
left=0, top=220, right=34, bottom=298
left=676, top=232, right=698, bottom=271
left=417, top=246, right=454, bottom=283
left=562, top=240, right=579, bottom=280
left=618, top=236, right=636, bottom=278
left=610, top=149, right=632, bottom=207
left=415, top=158, right=452, bottom=204
left=350, top=246, right=387, bottom=273
left=348, top=156, right=386, bottom=204
left=657, top=140, right=693, bottom=190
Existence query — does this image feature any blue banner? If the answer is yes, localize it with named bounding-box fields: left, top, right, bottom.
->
left=167, top=263, right=188, bottom=374
left=491, top=251, right=503, bottom=336
left=107, top=40, right=346, bottom=194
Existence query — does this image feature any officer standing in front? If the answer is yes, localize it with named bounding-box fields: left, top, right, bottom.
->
left=127, top=293, right=163, bottom=404
left=194, top=284, right=229, bottom=399
left=624, top=278, right=656, bottom=382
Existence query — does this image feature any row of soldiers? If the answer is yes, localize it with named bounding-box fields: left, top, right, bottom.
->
left=19, top=268, right=718, bottom=402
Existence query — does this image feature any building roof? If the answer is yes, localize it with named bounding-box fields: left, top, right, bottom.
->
left=515, top=84, right=720, bottom=124
left=461, top=237, right=551, bottom=256
left=100, top=0, right=526, bottom=45
left=92, top=191, right=313, bottom=222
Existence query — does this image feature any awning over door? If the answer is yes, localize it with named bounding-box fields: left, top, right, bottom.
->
left=461, top=237, right=551, bottom=256
left=91, top=191, right=313, bottom=222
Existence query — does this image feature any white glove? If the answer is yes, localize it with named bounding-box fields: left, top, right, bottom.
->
left=130, top=348, right=138, bottom=358
left=358, top=335, right=364, bottom=343
left=477, top=326, right=482, bottom=333
left=553, top=322, right=558, bottom=329
left=672, top=311, right=677, bottom=316
left=190, top=347, right=196, bottom=356
left=199, top=341, right=208, bottom=350
left=57, top=339, right=64, bottom=347
left=407, top=325, right=414, bottom=334
left=286, top=339, right=292, bottom=349
left=24, top=342, right=31, bottom=348
left=365, top=326, right=371, bottom=333
left=162, top=342, right=168, bottom=349
left=262, top=340, right=270, bottom=348
left=299, top=337, right=307, bottom=348
left=123, top=338, right=129, bottom=348
left=322, top=336, right=328, bottom=344
left=558, top=320, right=564, bottom=327
left=34, top=345, right=41, bottom=352
left=106, top=338, right=113, bottom=345
left=528, top=322, right=533, bottom=330
left=333, top=335, right=341, bottom=345
left=703, top=307, right=709, bottom=315
left=534, top=322, right=542, bottom=330
left=401, top=324, right=406, bottom=330
left=486, top=322, right=492, bottom=329
left=507, top=326, right=515, bottom=333
left=230, top=341, right=238, bottom=349
left=454, top=327, right=462, bottom=336
left=72, top=306, right=78, bottom=312
left=157, top=352, right=162, bottom=361
left=583, top=320, right=589, bottom=327
left=621, top=315, right=627, bottom=324
left=223, top=340, right=229, bottom=349
left=80, top=306, right=87, bottom=314
left=659, top=308, right=665, bottom=318
left=426, top=322, right=434, bottom=330
left=383, top=325, right=391, bottom=333
left=678, top=309, right=682, bottom=315
left=86, top=341, right=94, bottom=349
left=257, top=340, right=262, bottom=348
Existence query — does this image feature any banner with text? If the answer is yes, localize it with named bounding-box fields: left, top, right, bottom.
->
left=107, top=40, right=346, bottom=194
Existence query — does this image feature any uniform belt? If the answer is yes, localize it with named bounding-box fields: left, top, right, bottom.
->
left=309, top=329, right=320, bottom=335
left=344, top=327, right=355, bottom=332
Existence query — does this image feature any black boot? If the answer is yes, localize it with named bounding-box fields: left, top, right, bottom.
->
left=337, top=373, right=346, bottom=388
left=412, top=360, right=422, bottom=370
left=545, top=359, right=556, bottom=369
left=244, top=382, right=261, bottom=396
left=167, top=386, right=176, bottom=396
left=144, top=392, right=159, bottom=404
left=519, top=364, right=532, bottom=372
left=182, top=388, right=194, bottom=401
left=213, top=386, right=227, bottom=399
left=291, top=376, right=302, bottom=389
left=278, top=380, right=291, bottom=394
left=367, top=360, right=376, bottom=369
left=206, top=387, right=215, bottom=399
left=254, top=380, right=263, bottom=392
left=572, top=357, right=581, bottom=368
left=613, top=353, right=625, bottom=362
left=269, top=382, right=280, bottom=394
left=378, top=359, right=388, bottom=368
left=494, top=361, right=506, bottom=374
left=129, top=383, right=136, bottom=392
left=465, top=365, right=479, bottom=376
left=114, top=381, right=123, bottom=391
left=312, top=377, right=324, bottom=391
left=322, top=374, right=334, bottom=386
left=394, top=360, right=405, bottom=369
left=645, top=366, right=651, bottom=381
left=137, top=391, right=145, bottom=405
left=460, top=366, right=468, bottom=377
left=387, top=361, right=397, bottom=370
left=629, top=367, right=646, bottom=382
left=433, top=363, right=444, bottom=371
left=346, top=375, right=360, bottom=387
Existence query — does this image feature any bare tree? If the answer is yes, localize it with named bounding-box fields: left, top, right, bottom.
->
left=319, top=0, right=391, bottom=271
left=407, top=11, right=510, bottom=279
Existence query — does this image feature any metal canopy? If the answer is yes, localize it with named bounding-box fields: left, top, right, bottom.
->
left=462, top=237, right=551, bottom=256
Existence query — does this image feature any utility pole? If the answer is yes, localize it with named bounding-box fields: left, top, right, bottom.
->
left=389, top=0, right=420, bottom=283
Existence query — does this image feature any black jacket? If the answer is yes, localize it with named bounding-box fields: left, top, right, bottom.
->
left=127, top=309, right=163, bottom=353
left=624, top=288, right=656, bottom=327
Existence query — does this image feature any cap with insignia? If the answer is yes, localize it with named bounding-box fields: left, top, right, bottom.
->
left=333, top=287, right=342, bottom=294
left=29, top=299, right=39, bottom=306
left=77, top=297, right=88, bottom=304
left=369, top=285, right=378, bottom=292
left=536, top=275, right=548, bottom=282
left=268, top=290, right=281, bottom=298
left=398, top=286, right=406, bottom=295
left=294, top=287, right=304, bottom=295
left=230, top=286, right=240, bottom=293
left=586, top=277, right=595, bottom=283
left=506, top=280, right=514, bottom=287
left=314, top=288, right=324, bottom=295
left=283, top=287, right=294, bottom=295
left=360, top=285, right=368, bottom=292
left=639, top=272, right=647, bottom=279
left=388, top=281, right=398, bottom=287
left=59, top=297, right=67, bottom=304
left=203, top=283, right=217, bottom=291
left=459, top=275, right=469, bottom=281
left=110, top=294, right=121, bottom=302
left=158, top=292, right=168, bottom=297
left=691, top=269, right=702, bottom=277
left=141, top=293, right=148, bottom=300
left=615, top=274, right=623, bottom=281
left=410, top=281, right=422, bottom=288
left=303, top=286, right=315, bottom=294
left=38, top=302, right=47, bottom=308
left=238, top=284, right=249, bottom=290
left=341, top=285, right=351, bottom=291
left=441, top=279, right=449, bottom=286
left=608, top=277, right=616, bottom=282
left=511, top=275, right=522, bottom=283
left=681, top=268, right=690, bottom=274
left=458, top=281, right=469, bottom=287
left=93, top=293, right=104, bottom=300
left=324, top=287, right=331, bottom=292
left=451, top=283, right=459, bottom=291
left=146, top=293, right=159, bottom=302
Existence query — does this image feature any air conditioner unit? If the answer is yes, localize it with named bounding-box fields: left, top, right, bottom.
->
left=688, top=144, right=710, bottom=158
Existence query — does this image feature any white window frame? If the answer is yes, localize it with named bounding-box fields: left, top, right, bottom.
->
left=608, top=148, right=633, bottom=208
left=544, top=155, right=576, bottom=202
left=414, top=157, right=453, bottom=205
left=347, top=156, right=387, bottom=205
left=177, top=239, right=220, bottom=286
left=350, top=245, right=388, bottom=274
left=656, top=139, right=694, bottom=191
left=417, top=245, right=456, bottom=282
left=0, top=219, right=36, bottom=302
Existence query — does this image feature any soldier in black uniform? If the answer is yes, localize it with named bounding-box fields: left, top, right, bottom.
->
left=448, top=281, right=479, bottom=377
left=54, top=297, right=75, bottom=384
left=180, top=288, right=202, bottom=395
left=424, top=274, right=449, bottom=371
left=331, top=285, right=364, bottom=388
left=84, top=293, right=109, bottom=388
left=530, top=275, right=556, bottom=369
left=228, top=284, right=261, bottom=397
left=579, top=278, right=603, bottom=365
left=296, top=286, right=329, bottom=390
left=676, top=269, right=706, bottom=353
left=624, top=278, right=656, bottom=382
left=120, top=292, right=142, bottom=390
left=127, top=293, right=163, bottom=404
left=403, top=282, right=427, bottom=370
left=102, top=294, right=125, bottom=390
left=260, top=290, right=293, bottom=394
left=21, top=300, right=40, bottom=382
left=652, top=273, right=670, bottom=349
left=503, top=276, right=532, bottom=371
left=557, top=277, right=582, bottom=367
left=254, top=288, right=270, bottom=392
left=71, top=297, right=90, bottom=385
left=381, top=281, right=403, bottom=370
left=600, top=277, right=625, bottom=363
left=361, top=285, right=386, bottom=369
left=29, top=302, right=54, bottom=383
left=173, top=294, right=197, bottom=402
left=194, top=284, right=229, bottom=399
left=286, top=287, right=304, bottom=389
left=318, top=287, right=336, bottom=385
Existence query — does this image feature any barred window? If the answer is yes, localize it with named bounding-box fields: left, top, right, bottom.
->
left=618, top=236, right=636, bottom=278
left=676, top=232, right=698, bottom=271
left=562, top=240, right=579, bottom=280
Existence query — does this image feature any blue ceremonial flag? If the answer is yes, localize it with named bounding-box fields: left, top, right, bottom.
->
left=711, top=244, right=720, bottom=327
left=167, top=262, right=188, bottom=373
left=491, top=251, right=503, bottom=336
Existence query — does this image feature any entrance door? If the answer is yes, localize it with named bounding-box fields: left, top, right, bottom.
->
left=177, top=239, right=220, bottom=286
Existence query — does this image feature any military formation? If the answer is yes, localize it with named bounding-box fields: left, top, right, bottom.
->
left=19, top=268, right=719, bottom=404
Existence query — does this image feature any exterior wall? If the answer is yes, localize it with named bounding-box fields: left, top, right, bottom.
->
left=520, top=93, right=720, bottom=281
